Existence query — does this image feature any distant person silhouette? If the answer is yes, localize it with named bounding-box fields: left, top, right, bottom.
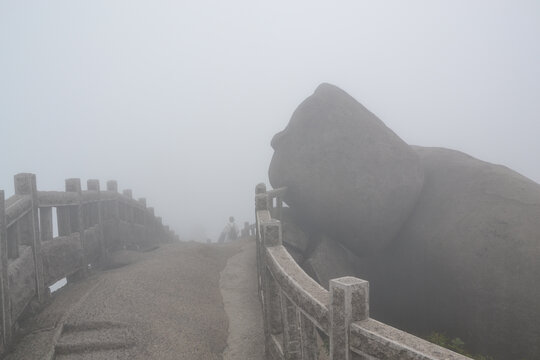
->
left=218, top=216, right=239, bottom=243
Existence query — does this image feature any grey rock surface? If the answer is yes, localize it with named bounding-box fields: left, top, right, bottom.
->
left=269, top=83, right=424, bottom=255
left=282, top=220, right=309, bottom=254
left=303, top=234, right=358, bottom=290
left=355, top=147, right=540, bottom=360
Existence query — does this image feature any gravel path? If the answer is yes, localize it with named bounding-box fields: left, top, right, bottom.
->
left=220, top=238, right=265, bottom=360
left=5, top=240, right=248, bottom=360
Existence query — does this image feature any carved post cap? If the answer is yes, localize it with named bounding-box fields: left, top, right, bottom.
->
left=261, top=219, right=282, bottom=247
left=329, top=276, right=370, bottom=359
left=123, top=189, right=132, bottom=199
left=331, top=276, right=369, bottom=321
left=138, top=198, right=147, bottom=207
left=65, top=178, right=82, bottom=193
left=255, top=183, right=267, bottom=194
left=14, top=173, right=37, bottom=195
left=106, top=180, right=118, bottom=192
left=87, top=179, right=100, bottom=191
left=255, top=193, right=268, bottom=211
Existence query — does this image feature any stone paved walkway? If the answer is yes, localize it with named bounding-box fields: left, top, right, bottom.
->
left=220, top=238, right=265, bottom=360
left=4, top=239, right=263, bottom=360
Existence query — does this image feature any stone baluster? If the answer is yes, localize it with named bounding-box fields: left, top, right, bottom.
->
left=139, top=198, right=147, bottom=246
left=14, top=173, right=45, bottom=301
left=39, top=207, right=53, bottom=242
left=329, top=277, right=369, bottom=360
left=261, top=219, right=283, bottom=356
left=0, top=190, right=12, bottom=348
left=106, top=180, right=120, bottom=250
left=88, top=179, right=104, bottom=258
left=66, top=178, right=87, bottom=280
left=299, top=312, right=318, bottom=360
left=280, top=292, right=302, bottom=359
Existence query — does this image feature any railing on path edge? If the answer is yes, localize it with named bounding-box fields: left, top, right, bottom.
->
left=255, top=183, right=472, bottom=360
left=0, top=173, right=179, bottom=353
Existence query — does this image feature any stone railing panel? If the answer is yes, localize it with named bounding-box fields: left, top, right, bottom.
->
left=41, top=234, right=84, bottom=287
left=5, top=195, right=32, bottom=228
left=37, top=191, right=79, bottom=207
left=266, top=246, right=329, bottom=331
left=349, top=319, right=471, bottom=360
left=8, top=246, right=36, bottom=322
left=0, top=173, right=179, bottom=354
left=83, top=226, right=101, bottom=264
left=255, top=184, right=473, bottom=360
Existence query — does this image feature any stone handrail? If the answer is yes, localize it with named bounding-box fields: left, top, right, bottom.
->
left=255, top=183, right=472, bottom=360
left=0, top=173, right=178, bottom=353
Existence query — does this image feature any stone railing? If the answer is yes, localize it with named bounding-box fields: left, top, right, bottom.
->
left=255, top=183, right=472, bottom=360
left=0, top=173, right=178, bottom=353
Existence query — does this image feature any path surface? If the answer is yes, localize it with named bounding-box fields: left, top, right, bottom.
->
left=4, top=239, right=263, bottom=360
left=220, top=238, right=265, bottom=360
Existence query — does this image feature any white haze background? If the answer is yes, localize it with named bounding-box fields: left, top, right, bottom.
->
left=1, top=1, right=539, bottom=240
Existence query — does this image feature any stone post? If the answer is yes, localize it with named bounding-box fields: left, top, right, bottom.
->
left=255, top=193, right=268, bottom=212
left=329, top=276, right=369, bottom=360
left=299, top=312, right=318, bottom=360
left=280, top=293, right=302, bottom=359
left=106, top=180, right=119, bottom=250
left=261, top=219, right=283, bottom=355
left=57, top=206, right=71, bottom=236
left=39, top=207, right=53, bottom=242
left=243, top=221, right=249, bottom=237
left=0, top=191, right=12, bottom=348
left=87, top=180, right=105, bottom=259
left=147, top=207, right=155, bottom=242
left=65, top=178, right=87, bottom=280
left=157, top=216, right=163, bottom=242
left=14, top=173, right=45, bottom=301
left=106, top=180, right=118, bottom=192
left=122, top=189, right=132, bottom=199
left=139, top=198, right=147, bottom=246
left=255, top=192, right=269, bottom=300
left=122, top=189, right=133, bottom=248
left=255, top=183, right=267, bottom=195
left=255, top=183, right=267, bottom=246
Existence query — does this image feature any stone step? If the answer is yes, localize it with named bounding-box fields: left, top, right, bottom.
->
left=55, top=349, right=132, bottom=360
left=62, top=321, right=129, bottom=333
left=55, top=322, right=135, bottom=356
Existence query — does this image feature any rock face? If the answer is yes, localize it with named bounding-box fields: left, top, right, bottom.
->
left=269, top=83, right=425, bottom=255
left=269, top=83, right=540, bottom=359
left=303, top=234, right=359, bottom=290
left=359, top=147, right=540, bottom=360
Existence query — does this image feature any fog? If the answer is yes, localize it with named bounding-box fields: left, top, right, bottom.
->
left=1, top=0, right=539, bottom=241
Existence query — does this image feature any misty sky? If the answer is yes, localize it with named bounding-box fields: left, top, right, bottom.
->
left=1, top=1, right=539, bottom=240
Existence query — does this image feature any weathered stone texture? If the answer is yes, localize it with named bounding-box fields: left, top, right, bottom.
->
left=303, top=235, right=358, bottom=290
left=41, top=234, right=84, bottom=286
left=8, top=246, right=36, bottom=320
left=362, top=146, right=540, bottom=360
left=83, top=226, right=100, bottom=263
left=269, top=83, right=424, bottom=255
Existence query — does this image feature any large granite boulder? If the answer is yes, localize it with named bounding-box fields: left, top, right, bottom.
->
left=355, top=147, right=540, bottom=360
left=303, top=234, right=359, bottom=290
left=269, top=83, right=425, bottom=255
